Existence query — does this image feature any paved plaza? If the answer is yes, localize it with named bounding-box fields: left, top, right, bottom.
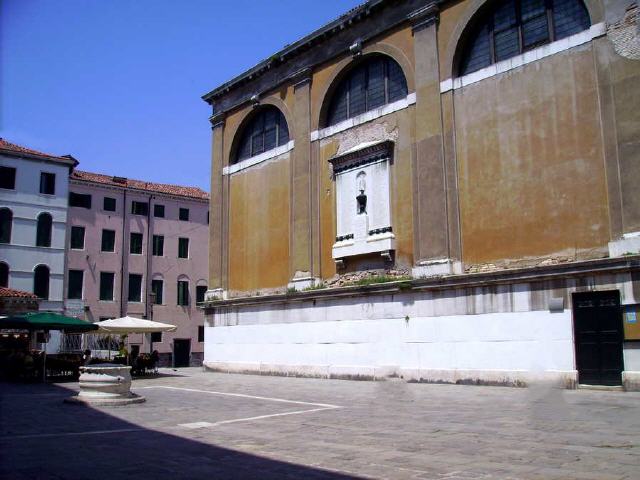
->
left=1, top=368, right=639, bottom=479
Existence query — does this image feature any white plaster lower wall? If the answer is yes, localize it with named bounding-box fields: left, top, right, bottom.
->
left=204, top=310, right=576, bottom=385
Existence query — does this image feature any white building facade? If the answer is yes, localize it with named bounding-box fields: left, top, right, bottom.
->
left=0, top=139, right=77, bottom=314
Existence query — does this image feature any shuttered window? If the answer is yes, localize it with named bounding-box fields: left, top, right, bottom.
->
left=36, top=213, right=52, bottom=248
left=68, top=270, right=83, bottom=300
left=34, top=265, right=50, bottom=299
left=177, top=280, right=189, bottom=306
left=459, top=0, right=590, bottom=75
left=234, top=107, right=290, bottom=163
left=326, top=56, right=408, bottom=127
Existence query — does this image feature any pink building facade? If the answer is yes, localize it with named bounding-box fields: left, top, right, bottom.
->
left=64, top=171, right=209, bottom=366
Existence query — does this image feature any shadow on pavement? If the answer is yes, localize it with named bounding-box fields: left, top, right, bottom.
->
left=0, top=381, right=362, bottom=480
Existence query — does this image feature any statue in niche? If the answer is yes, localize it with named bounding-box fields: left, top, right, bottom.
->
left=356, top=172, right=367, bottom=215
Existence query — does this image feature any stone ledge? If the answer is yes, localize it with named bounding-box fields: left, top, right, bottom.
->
left=202, top=361, right=579, bottom=388
left=202, top=255, right=640, bottom=310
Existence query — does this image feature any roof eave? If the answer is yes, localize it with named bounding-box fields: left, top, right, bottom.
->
left=201, top=0, right=385, bottom=104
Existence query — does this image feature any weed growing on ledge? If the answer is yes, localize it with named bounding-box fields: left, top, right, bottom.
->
left=351, top=275, right=412, bottom=287
left=303, top=282, right=327, bottom=291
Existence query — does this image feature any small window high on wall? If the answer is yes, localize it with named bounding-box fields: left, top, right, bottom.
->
left=234, top=106, right=289, bottom=163
left=326, top=56, right=408, bottom=127
left=458, top=0, right=591, bottom=76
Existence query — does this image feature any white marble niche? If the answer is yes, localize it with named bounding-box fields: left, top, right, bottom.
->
left=330, top=141, right=395, bottom=263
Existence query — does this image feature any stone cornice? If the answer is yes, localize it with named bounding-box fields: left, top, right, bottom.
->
left=201, top=255, right=640, bottom=311
left=328, top=140, right=394, bottom=174
left=408, top=2, right=439, bottom=33
left=209, top=112, right=226, bottom=130
left=201, top=0, right=446, bottom=113
left=291, top=67, right=313, bottom=90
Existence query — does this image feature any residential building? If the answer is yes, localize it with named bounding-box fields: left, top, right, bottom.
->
left=65, top=171, right=209, bottom=366
left=0, top=138, right=77, bottom=314
left=201, top=0, right=640, bottom=389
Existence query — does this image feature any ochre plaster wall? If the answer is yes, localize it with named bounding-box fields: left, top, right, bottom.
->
left=454, top=45, right=611, bottom=265
left=227, top=156, right=291, bottom=292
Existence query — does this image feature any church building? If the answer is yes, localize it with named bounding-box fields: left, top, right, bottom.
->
left=201, top=0, right=640, bottom=389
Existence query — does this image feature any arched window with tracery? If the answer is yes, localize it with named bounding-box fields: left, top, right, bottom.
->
left=326, top=55, right=408, bottom=127
left=459, top=0, right=591, bottom=76
left=0, top=208, right=12, bottom=244
left=36, top=212, right=53, bottom=247
left=234, top=106, right=290, bottom=163
left=33, top=265, right=50, bottom=299
left=0, top=262, right=8, bottom=288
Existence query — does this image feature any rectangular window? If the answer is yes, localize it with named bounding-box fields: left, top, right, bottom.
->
left=131, top=201, right=148, bottom=216
left=152, top=235, right=164, bottom=256
left=70, top=226, right=85, bottom=250
left=196, top=285, right=207, bottom=303
left=99, top=272, right=115, bottom=301
left=69, top=192, right=92, bottom=209
left=179, top=208, right=189, bottom=221
left=130, top=232, right=143, bottom=254
left=39, top=172, right=55, bottom=195
left=177, top=280, right=189, bottom=306
left=0, top=166, right=16, bottom=190
left=101, top=229, right=116, bottom=252
left=178, top=237, right=189, bottom=258
left=153, top=204, right=165, bottom=218
left=103, top=197, right=116, bottom=211
left=198, top=326, right=204, bottom=342
left=67, top=270, right=83, bottom=299
left=151, top=279, right=163, bottom=304
left=151, top=332, right=162, bottom=343
left=128, top=274, right=142, bottom=302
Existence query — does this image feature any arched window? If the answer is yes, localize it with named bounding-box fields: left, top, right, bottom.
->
left=0, top=208, right=12, bottom=244
left=234, top=106, right=289, bottom=163
left=326, top=56, right=408, bottom=127
left=0, top=262, right=8, bottom=288
left=36, top=213, right=53, bottom=247
left=459, top=0, right=590, bottom=76
left=33, top=265, right=50, bottom=299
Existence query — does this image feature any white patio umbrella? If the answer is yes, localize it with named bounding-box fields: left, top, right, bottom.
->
left=96, top=316, right=177, bottom=358
left=96, top=316, right=177, bottom=334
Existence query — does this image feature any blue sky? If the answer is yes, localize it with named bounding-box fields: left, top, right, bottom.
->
left=1, top=0, right=362, bottom=191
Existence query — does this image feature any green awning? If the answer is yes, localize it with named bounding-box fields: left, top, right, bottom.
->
left=0, top=312, right=99, bottom=333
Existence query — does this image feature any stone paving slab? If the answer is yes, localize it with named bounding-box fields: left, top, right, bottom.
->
left=1, top=368, right=639, bottom=479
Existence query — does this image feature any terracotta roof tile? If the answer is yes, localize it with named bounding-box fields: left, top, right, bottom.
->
left=70, top=170, right=209, bottom=200
left=0, top=287, right=39, bottom=299
left=0, top=138, right=72, bottom=163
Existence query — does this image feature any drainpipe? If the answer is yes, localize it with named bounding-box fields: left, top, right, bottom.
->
left=119, top=188, right=127, bottom=318
left=144, top=194, right=153, bottom=320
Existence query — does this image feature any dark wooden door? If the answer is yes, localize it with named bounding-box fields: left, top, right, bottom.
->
left=573, top=291, right=624, bottom=386
left=173, top=339, right=191, bottom=368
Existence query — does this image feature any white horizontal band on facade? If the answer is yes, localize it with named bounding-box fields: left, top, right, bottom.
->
left=0, top=199, right=68, bottom=212
left=222, top=140, right=295, bottom=176
left=0, top=244, right=65, bottom=252
left=6, top=270, right=64, bottom=276
left=310, top=92, right=417, bottom=142
left=9, top=215, right=67, bottom=224
left=440, top=23, right=606, bottom=93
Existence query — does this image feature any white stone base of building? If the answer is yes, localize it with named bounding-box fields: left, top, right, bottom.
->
left=203, top=258, right=640, bottom=390
left=204, top=310, right=577, bottom=387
